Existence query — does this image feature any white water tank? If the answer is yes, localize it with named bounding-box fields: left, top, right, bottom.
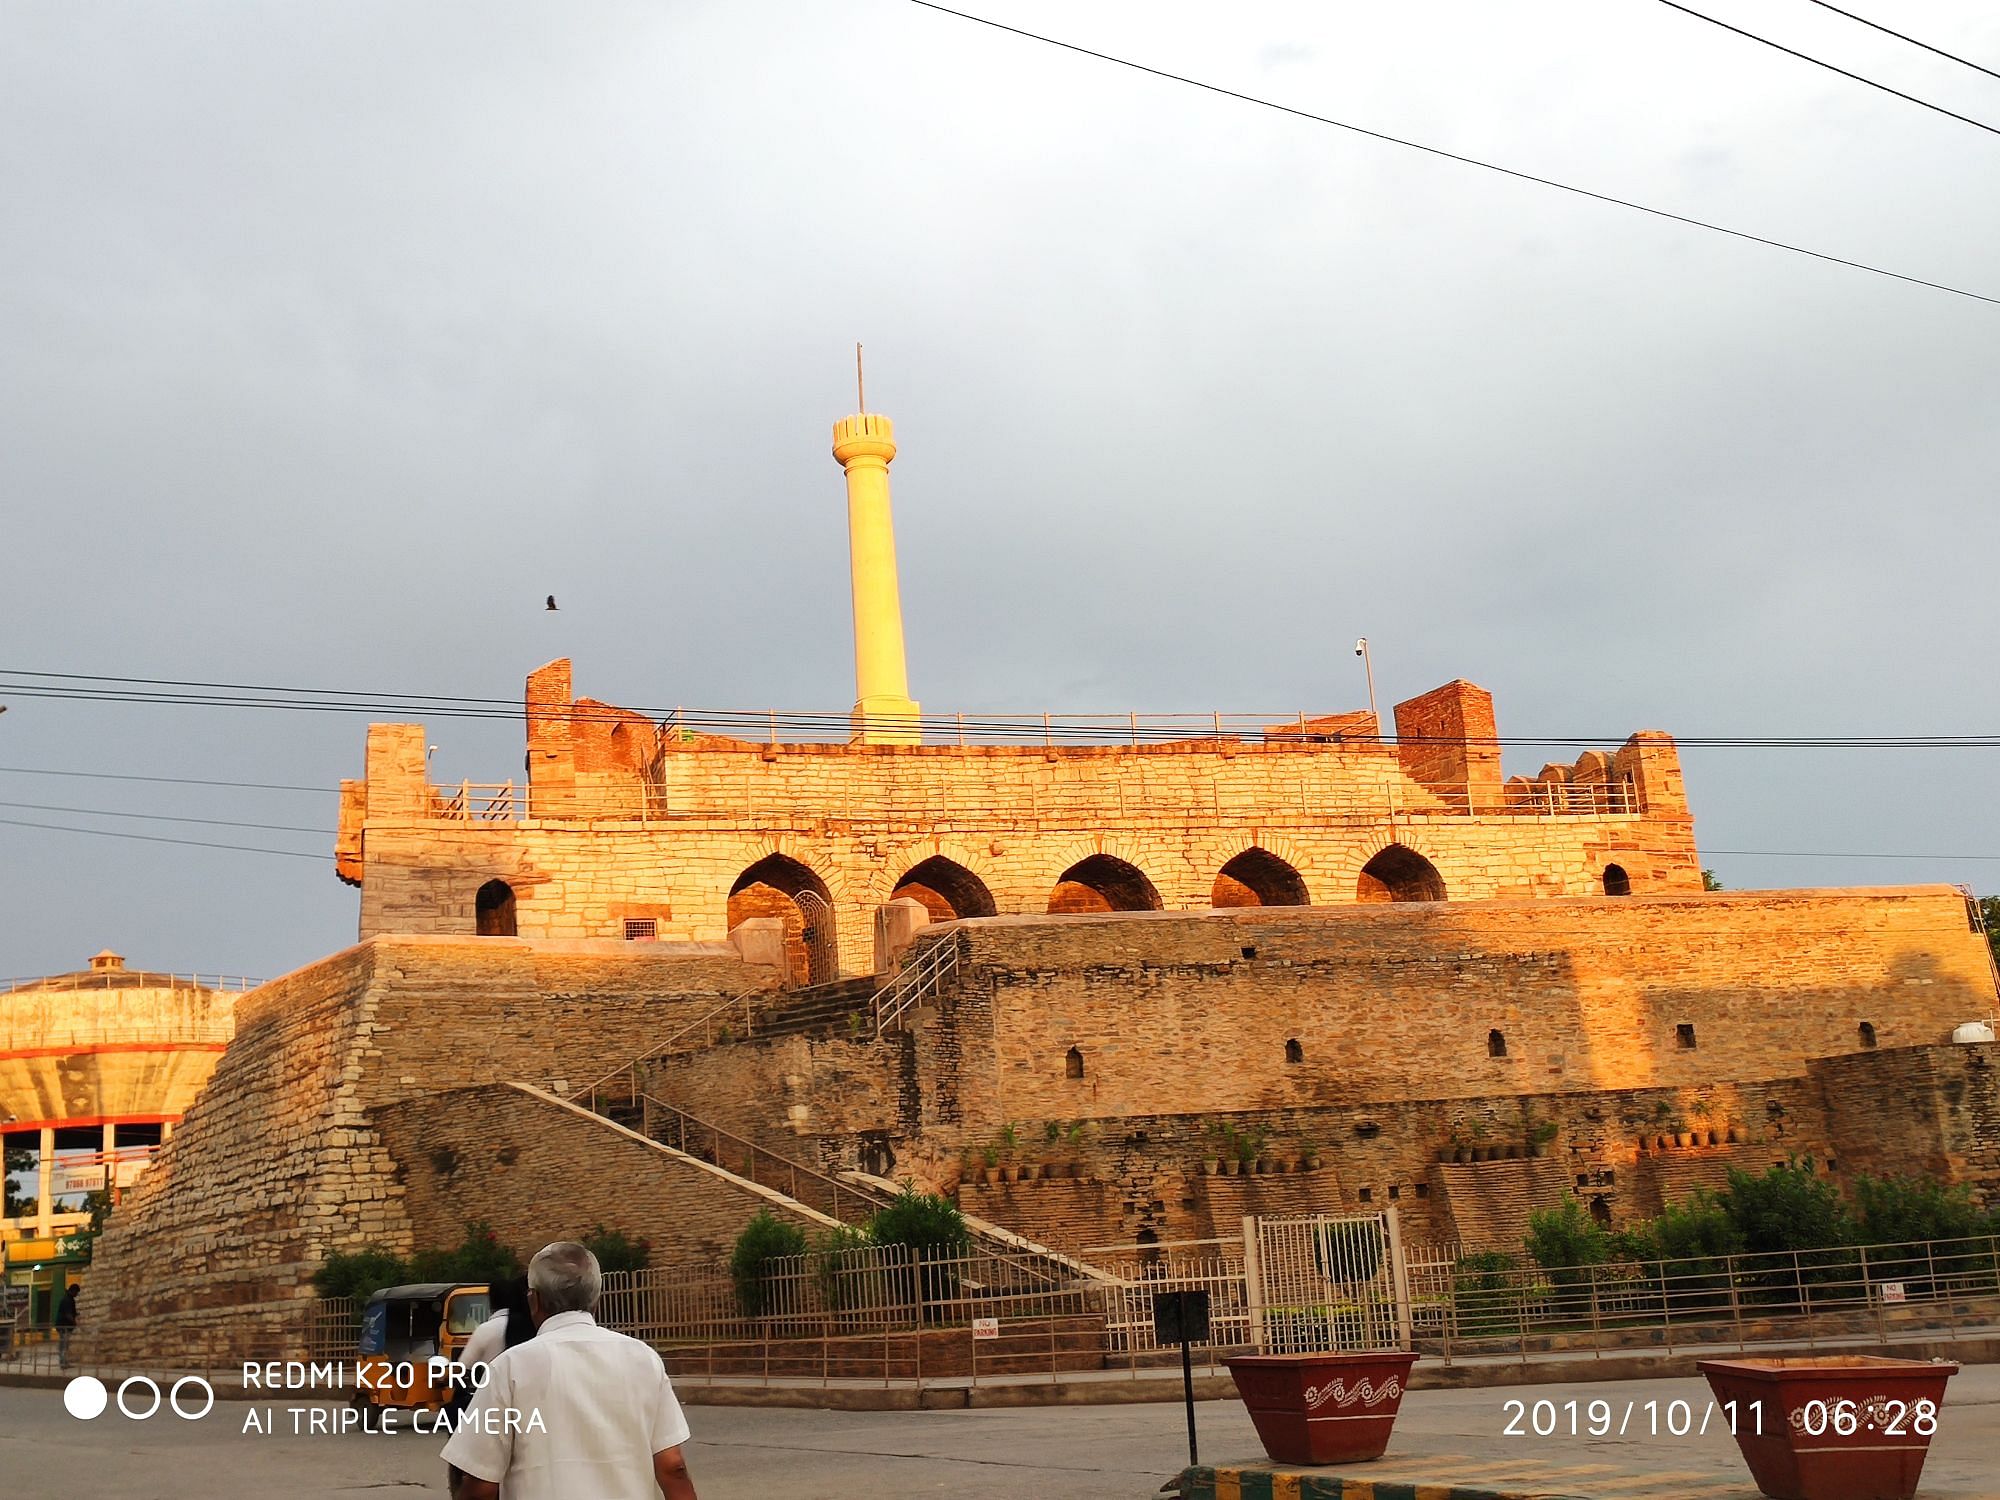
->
left=1950, top=1020, right=1997, bottom=1044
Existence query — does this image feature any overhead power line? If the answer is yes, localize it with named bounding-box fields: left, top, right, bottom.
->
left=1707, top=847, right=2000, bottom=861
left=0, top=764, right=333, bottom=795
left=900, top=0, right=2000, bottom=307
left=8, top=670, right=2000, bottom=750
left=0, top=799, right=331, bottom=837
left=1802, top=0, right=2000, bottom=85
left=0, top=815, right=333, bottom=861
left=1654, top=0, right=2000, bottom=138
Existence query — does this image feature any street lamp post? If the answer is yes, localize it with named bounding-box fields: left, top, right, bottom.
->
left=1354, top=638, right=1379, bottom=739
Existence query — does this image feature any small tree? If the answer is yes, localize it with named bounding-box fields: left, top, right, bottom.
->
left=1525, top=1198, right=1609, bottom=1287
left=730, top=1212, right=806, bottom=1317
left=1701, top=869, right=1724, bottom=892
left=868, top=1185, right=970, bottom=1310
left=1720, top=1160, right=1852, bottom=1253
left=3, top=1140, right=35, bottom=1219
left=410, top=1221, right=523, bottom=1286
left=582, top=1225, right=653, bottom=1275
left=1980, top=895, right=2000, bottom=967
left=56, top=1191, right=113, bottom=1263
left=312, top=1247, right=412, bottom=1303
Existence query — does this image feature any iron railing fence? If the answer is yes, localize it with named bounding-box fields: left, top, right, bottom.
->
left=414, top=775, right=1642, bottom=828
left=573, top=988, right=768, bottom=1113
left=620, top=1094, right=886, bottom=1229
left=276, top=1230, right=2000, bottom=1391
left=1425, top=1233, right=2000, bottom=1360
left=873, top=933, right=959, bottom=1036
left=0, top=971, right=263, bottom=995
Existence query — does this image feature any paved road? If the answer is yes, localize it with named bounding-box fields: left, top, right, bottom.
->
left=3, top=1366, right=1994, bottom=1498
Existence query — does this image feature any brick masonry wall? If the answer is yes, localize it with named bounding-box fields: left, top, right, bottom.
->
left=347, top=670, right=1701, bottom=977
left=75, top=938, right=772, bottom=1368
left=371, top=1084, right=831, bottom=1267
left=1814, top=1042, right=2000, bottom=1208
left=937, top=889, right=1993, bottom=1127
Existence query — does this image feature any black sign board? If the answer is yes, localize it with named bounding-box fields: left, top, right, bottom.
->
left=1152, top=1288, right=1212, bottom=1345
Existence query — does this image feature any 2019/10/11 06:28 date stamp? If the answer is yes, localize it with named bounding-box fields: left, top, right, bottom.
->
left=1500, top=1396, right=1943, bottom=1438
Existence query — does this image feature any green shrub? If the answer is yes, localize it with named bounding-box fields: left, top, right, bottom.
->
left=1720, top=1160, right=1852, bottom=1253
left=1851, top=1173, right=1997, bottom=1247
left=1525, top=1198, right=1610, bottom=1287
left=583, top=1225, right=653, bottom=1274
left=867, top=1185, right=970, bottom=1259
left=730, top=1211, right=807, bottom=1317
left=1313, top=1216, right=1386, bottom=1286
left=868, top=1185, right=970, bottom=1310
left=808, top=1223, right=876, bottom=1311
left=1451, top=1250, right=1520, bottom=1338
left=409, top=1221, right=523, bottom=1287
left=312, top=1248, right=411, bottom=1303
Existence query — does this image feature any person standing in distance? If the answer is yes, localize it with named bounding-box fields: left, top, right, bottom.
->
left=442, top=1241, right=697, bottom=1500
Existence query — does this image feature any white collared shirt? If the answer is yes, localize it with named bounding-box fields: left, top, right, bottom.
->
left=440, top=1310, right=691, bottom=1500
left=456, top=1307, right=509, bottom=1379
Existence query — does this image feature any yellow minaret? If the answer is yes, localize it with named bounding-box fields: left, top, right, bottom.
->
left=833, top=346, right=922, bottom=745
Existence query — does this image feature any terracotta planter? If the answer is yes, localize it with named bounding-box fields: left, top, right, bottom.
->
left=1707, top=1129, right=1722, bottom=1147
left=1218, top=1159, right=1237, bottom=1176
left=997, top=1165, right=1018, bottom=1184
left=1226, top=1350, right=1419, bottom=1465
left=1727, top=1126, right=1743, bottom=1144
left=1452, top=1148, right=1472, bottom=1165
left=1503, top=1144, right=1523, bottom=1160
left=1697, top=1356, right=1959, bottom=1500
left=1202, top=1159, right=1221, bottom=1176
left=1674, top=1132, right=1694, bottom=1148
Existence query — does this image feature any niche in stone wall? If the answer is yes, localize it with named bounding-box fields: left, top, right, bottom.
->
left=475, top=879, right=517, bottom=937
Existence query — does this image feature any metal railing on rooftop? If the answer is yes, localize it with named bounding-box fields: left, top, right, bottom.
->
left=0, top=971, right=263, bottom=996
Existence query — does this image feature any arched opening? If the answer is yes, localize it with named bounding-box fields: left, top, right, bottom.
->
left=728, top=854, right=838, bottom=985
left=1047, top=854, right=1162, bottom=914
left=1284, top=1038, right=1304, bottom=1064
left=1065, top=1046, right=1084, bottom=1079
left=890, top=856, right=997, bottom=922
left=1603, top=864, right=1632, bottom=897
left=1858, top=1021, right=1877, bottom=1048
left=475, top=879, right=517, bottom=937
left=1356, top=846, right=1446, bottom=903
left=1488, top=1029, right=1507, bottom=1058
left=1212, top=847, right=1310, bottom=908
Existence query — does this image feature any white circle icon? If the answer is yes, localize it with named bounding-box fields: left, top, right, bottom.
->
left=116, top=1376, right=162, bottom=1420
left=170, top=1376, right=215, bottom=1420
left=63, top=1376, right=109, bottom=1420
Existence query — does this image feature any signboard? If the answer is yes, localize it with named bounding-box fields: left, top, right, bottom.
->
left=47, top=1152, right=153, bottom=1200
left=49, top=1156, right=152, bottom=1197
left=971, top=1317, right=999, bottom=1340
left=1152, top=1288, right=1211, bottom=1346
left=1880, top=1281, right=1906, bottom=1304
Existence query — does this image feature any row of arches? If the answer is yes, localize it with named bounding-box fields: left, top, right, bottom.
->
left=475, top=842, right=1601, bottom=983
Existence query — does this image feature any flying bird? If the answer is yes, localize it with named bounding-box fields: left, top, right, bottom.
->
left=546, top=595, right=559, bottom=611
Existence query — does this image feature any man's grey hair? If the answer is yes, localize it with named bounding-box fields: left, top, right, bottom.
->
left=528, top=1241, right=602, bottom=1315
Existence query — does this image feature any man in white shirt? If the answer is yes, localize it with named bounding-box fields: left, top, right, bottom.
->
left=442, top=1241, right=698, bottom=1500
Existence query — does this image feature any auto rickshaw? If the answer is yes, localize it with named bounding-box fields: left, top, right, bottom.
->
left=348, top=1281, right=490, bottom=1430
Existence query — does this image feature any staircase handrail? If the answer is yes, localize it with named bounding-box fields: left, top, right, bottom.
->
left=575, top=986, right=766, bottom=1114
left=634, top=1092, right=889, bottom=1228
left=873, top=933, right=961, bottom=1035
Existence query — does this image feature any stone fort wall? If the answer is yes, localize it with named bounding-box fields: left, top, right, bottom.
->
left=337, top=664, right=1700, bottom=980
left=76, top=937, right=773, bottom=1368
left=643, top=888, right=1997, bottom=1246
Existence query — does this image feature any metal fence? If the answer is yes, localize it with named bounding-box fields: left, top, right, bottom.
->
left=1422, top=1233, right=2000, bottom=1360
left=0, top=970, right=263, bottom=995
left=266, top=1229, right=2000, bottom=1393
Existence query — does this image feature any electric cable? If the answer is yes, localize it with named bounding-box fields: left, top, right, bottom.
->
left=0, top=815, right=333, bottom=860
left=1801, top=0, right=2000, bottom=83
left=899, top=0, right=2000, bottom=307
left=1653, top=0, right=2000, bottom=138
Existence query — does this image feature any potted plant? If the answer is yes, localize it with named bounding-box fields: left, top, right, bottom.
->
left=1300, top=1142, right=1324, bottom=1172
left=1698, top=1356, right=1959, bottom=1500
left=1527, top=1119, right=1559, bottom=1158
left=1226, top=1348, right=1421, bottom=1465
left=978, top=1145, right=998, bottom=1184
left=1447, top=1124, right=1473, bottom=1165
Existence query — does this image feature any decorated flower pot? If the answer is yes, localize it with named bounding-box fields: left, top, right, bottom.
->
left=1225, top=1350, right=1418, bottom=1465
left=1697, top=1356, right=1958, bottom=1500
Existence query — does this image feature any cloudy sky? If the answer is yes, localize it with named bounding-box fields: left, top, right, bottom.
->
left=4, top=0, right=1998, bottom=983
